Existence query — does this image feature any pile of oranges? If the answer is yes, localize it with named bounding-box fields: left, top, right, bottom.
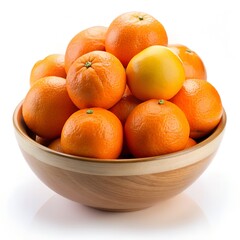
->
left=22, top=11, right=223, bottom=159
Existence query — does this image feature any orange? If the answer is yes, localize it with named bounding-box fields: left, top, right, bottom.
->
left=64, top=26, right=107, bottom=73
left=22, top=76, right=78, bottom=139
left=48, top=138, right=63, bottom=153
left=61, top=108, right=123, bottom=159
left=125, top=99, right=190, bottom=158
left=109, top=85, right=141, bottom=158
left=35, top=135, right=51, bottom=146
left=171, top=79, right=223, bottom=139
left=184, top=138, right=197, bottom=149
left=105, top=11, right=168, bottom=67
left=168, top=44, right=207, bottom=80
left=66, top=50, right=126, bottom=109
left=126, top=45, right=185, bottom=101
left=30, top=54, right=66, bottom=86
left=109, top=85, right=141, bottom=125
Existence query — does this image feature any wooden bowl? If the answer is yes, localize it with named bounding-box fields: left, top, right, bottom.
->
left=13, top=101, right=226, bottom=212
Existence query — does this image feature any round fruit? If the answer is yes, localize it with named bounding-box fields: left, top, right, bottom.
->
left=48, top=138, right=63, bottom=153
left=171, top=79, right=223, bottom=139
left=109, top=85, right=141, bottom=125
left=35, top=135, right=51, bottom=146
left=105, top=11, right=168, bottom=67
left=30, top=54, right=66, bottom=86
left=168, top=44, right=207, bottom=80
left=125, top=99, right=190, bottom=158
left=64, top=26, right=107, bottom=73
left=22, top=76, right=78, bottom=139
left=184, top=138, right=197, bottom=149
left=126, top=45, right=185, bottom=101
left=61, top=108, right=123, bottom=159
left=66, top=50, right=126, bottom=109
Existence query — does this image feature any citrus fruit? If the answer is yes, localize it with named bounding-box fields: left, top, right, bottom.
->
left=125, top=99, right=190, bottom=157
left=168, top=44, right=207, bottom=80
left=30, top=54, right=66, bottom=86
left=48, top=138, right=63, bottom=153
left=22, top=76, right=78, bottom=139
left=66, top=50, right=126, bottom=109
left=184, top=138, right=197, bottom=149
left=35, top=135, right=51, bottom=146
left=105, top=11, right=168, bottom=67
left=61, top=108, right=123, bottom=159
left=64, top=26, right=107, bottom=73
left=109, top=86, right=141, bottom=158
left=109, top=85, right=141, bottom=125
left=126, top=45, right=185, bottom=101
left=171, top=79, right=223, bottom=139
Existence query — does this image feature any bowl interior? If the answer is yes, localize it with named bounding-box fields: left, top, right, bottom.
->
left=13, top=101, right=227, bottom=176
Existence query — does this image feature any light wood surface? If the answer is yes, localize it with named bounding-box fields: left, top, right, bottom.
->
left=23, top=150, right=214, bottom=211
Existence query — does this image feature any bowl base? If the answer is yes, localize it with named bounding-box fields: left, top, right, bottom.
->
left=87, top=205, right=151, bottom=212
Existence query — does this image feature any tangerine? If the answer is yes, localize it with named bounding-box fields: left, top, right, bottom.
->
left=64, top=26, right=107, bottom=73
left=169, top=44, right=207, bottom=80
left=61, top=108, right=123, bottom=159
left=171, top=79, right=223, bottom=139
left=30, top=54, right=66, bottom=86
left=105, top=11, right=168, bottom=67
left=48, top=138, right=63, bottom=153
left=66, top=50, right=126, bottom=109
left=125, top=99, right=190, bottom=157
left=184, top=138, right=197, bottom=149
left=22, top=76, right=78, bottom=139
left=109, top=85, right=141, bottom=125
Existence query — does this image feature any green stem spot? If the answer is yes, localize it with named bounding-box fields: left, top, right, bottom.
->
left=186, top=49, right=193, bottom=54
left=85, top=61, right=92, bottom=68
left=86, top=109, right=94, bottom=114
left=158, top=99, right=165, bottom=105
left=138, top=16, right=144, bottom=20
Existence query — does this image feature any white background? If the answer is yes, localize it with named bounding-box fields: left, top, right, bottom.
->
left=0, top=0, right=238, bottom=239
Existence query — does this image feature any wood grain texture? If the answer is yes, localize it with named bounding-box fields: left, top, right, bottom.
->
left=22, top=150, right=214, bottom=211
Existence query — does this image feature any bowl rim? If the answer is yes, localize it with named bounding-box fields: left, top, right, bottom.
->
left=13, top=100, right=227, bottom=164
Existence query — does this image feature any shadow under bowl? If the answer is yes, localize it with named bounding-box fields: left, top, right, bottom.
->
left=13, top=102, right=226, bottom=211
